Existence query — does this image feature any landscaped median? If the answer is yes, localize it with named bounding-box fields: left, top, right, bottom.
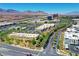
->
left=56, top=32, right=71, bottom=56
left=52, top=17, right=73, bottom=48
left=36, top=29, right=54, bottom=49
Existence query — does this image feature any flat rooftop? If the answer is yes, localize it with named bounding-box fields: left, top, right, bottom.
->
left=9, top=32, right=39, bottom=40
left=72, top=19, right=79, bottom=21
left=36, top=23, right=55, bottom=30
left=64, top=31, right=79, bottom=40
left=64, top=26, right=79, bottom=40
left=0, top=22, right=15, bottom=26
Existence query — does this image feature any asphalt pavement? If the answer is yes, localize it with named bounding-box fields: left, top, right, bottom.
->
left=38, top=32, right=60, bottom=56
left=0, top=43, right=39, bottom=56
left=69, top=45, right=79, bottom=54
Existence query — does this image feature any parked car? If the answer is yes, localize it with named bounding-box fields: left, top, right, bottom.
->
left=26, top=53, right=32, bottom=56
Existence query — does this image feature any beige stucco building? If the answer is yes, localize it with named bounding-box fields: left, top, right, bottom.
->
left=36, top=23, right=55, bottom=32
left=8, top=32, right=39, bottom=48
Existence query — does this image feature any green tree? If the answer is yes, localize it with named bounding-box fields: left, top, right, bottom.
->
left=40, top=38, right=43, bottom=42
left=32, top=39, right=36, bottom=45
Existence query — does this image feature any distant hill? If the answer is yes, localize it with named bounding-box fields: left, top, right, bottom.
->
left=0, top=8, right=19, bottom=13
left=65, top=11, right=79, bottom=16
left=0, top=8, right=48, bottom=15
left=0, top=8, right=6, bottom=12
left=0, top=8, right=49, bottom=22
left=6, top=9, right=19, bottom=13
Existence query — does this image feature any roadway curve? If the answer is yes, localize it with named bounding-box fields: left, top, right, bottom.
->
left=38, top=31, right=61, bottom=56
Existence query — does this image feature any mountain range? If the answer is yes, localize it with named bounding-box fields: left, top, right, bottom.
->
left=65, top=11, right=79, bottom=16
left=0, top=8, right=79, bottom=16
left=0, top=8, right=48, bottom=15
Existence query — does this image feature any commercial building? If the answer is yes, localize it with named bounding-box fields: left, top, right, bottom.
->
left=8, top=32, right=39, bottom=47
left=0, top=22, right=16, bottom=27
left=36, top=23, right=55, bottom=31
left=72, top=19, right=79, bottom=25
left=64, top=25, right=79, bottom=49
left=9, top=32, right=39, bottom=39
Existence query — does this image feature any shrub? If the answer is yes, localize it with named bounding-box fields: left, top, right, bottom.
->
left=32, top=39, right=36, bottom=45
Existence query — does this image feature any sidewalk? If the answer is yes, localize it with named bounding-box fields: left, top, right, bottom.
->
left=11, top=44, right=44, bottom=52
left=56, top=49, right=69, bottom=56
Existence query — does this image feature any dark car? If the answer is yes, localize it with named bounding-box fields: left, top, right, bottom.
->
left=53, top=46, right=56, bottom=49
left=26, top=53, right=32, bottom=56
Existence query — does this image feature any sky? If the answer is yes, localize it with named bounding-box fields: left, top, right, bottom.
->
left=0, top=3, right=79, bottom=14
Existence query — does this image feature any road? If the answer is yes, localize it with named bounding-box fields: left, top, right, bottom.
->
left=54, top=31, right=61, bottom=48
left=38, top=31, right=61, bottom=56
left=0, top=43, right=39, bottom=56
left=69, top=45, right=79, bottom=54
